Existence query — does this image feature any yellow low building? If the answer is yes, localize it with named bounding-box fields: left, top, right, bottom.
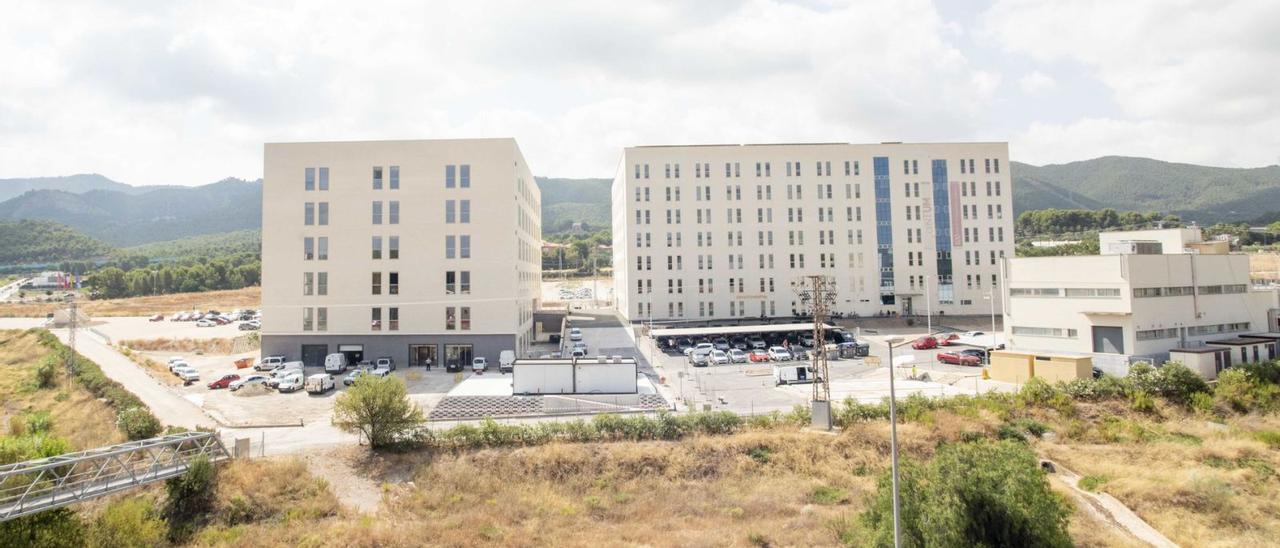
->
left=988, top=351, right=1092, bottom=383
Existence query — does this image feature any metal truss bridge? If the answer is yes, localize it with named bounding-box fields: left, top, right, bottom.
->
left=0, top=431, right=230, bottom=521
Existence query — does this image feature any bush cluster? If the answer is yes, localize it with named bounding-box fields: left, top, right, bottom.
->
left=415, top=411, right=756, bottom=451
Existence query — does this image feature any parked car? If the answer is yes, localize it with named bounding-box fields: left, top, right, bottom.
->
left=708, top=349, right=730, bottom=365
left=799, top=334, right=816, bottom=347
left=690, top=352, right=710, bottom=367
left=230, top=375, right=268, bottom=391
left=343, top=368, right=370, bottom=386
left=472, top=357, right=488, bottom=372
left=676, top=338, right=694, bottom=353
left=937, top=333, right=960, bottom=346
left=747, top=349, right=769, bottom=362
left=684, top=342, right=714, bottom=357
left=175, top=368, right=200, bottom=383
left=499, top=350, right=515, bottom=373
left=369, top=366, right=391, bottom=378
left=958, top=349, right=989, bottom=364
left=207, top=374, right=240, bottom=390
left=374, top=356, right=396, bottom=371
left=238, top=320, right=260, bottom=331
left=148, top=313, right=164, bottom=322
left=305, top=373, right=335, bottom=394
left=569, top=327, right=583, bottom=341
left=276, top=373, right=305, bottom=393
left=570, top=348, right=587, bottom=358
left=167, top=357, right=189, bottom=372
left=936, top=351, right=981, bottom=366
left=195, top=319, right=216, bottom=327
left=324, top=353, right=349, bottom=374
left=710, top=338, right=730, bottom=351
left=748, top=337, right=767, bottom=350
left=255, top=355, right=286, bottom=371
left=768, top=346, right=793, bottom=361
left=911, top=336, right=938, bottom=350
left=730, top=337, right=749, bottom=350
left=728, top=349, right=749, bottom=363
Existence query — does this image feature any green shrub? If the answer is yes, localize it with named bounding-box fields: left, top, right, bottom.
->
left=810, top=485, right=850, bottom=505
left=860, top=440, right=1071, bottom=548
left=1130, top=391, right=1157, bottom=413
left=117, top=406, right=162, bottom=440
left=1256, top=430, right=1280, bottom=449
left=996, top=424, right=1027, bottom=443
left=1190, top=391, right=1216, bottom=415
left=1078, top=475, right=1109, bottom=492
left=90, top=497, right=165, bottom=548
left=1153, top=362, right=1211, bottom=405
left=22, top=411, right=54, bottom=435
left=1013, top=418, right=1049, bottom=438
left=34, top=355, right=58, bottom=389
left=835, top=398, right=889, bottom=426
left=333, top=375, right=425, bottom=450
left=164, top=455, right=216, bottom=542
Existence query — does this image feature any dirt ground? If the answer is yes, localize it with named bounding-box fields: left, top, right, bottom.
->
left=0, top=287, right=260, bottom=317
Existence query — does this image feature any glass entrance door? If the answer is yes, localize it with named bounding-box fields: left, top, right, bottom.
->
left=409, top=344, right=437, bottom=369
left=444, top=344, right=473, bottom=372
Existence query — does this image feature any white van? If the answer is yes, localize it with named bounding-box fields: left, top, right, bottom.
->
left=774, top=364, right=819, bottom=386
left=276, top=373, right=305, bottom=393
left=255, top=355, right=286, bottom=371
left=499, top=350, right=516, bottom=373
left=324, top=353, right=348, bottom=374
left=305, top=374, right=335, bottom=394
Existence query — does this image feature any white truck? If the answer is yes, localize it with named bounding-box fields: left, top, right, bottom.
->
left=276, top=373, right=305, bottom=393
left=305, top=373, right=335, bottom=394
left=774, top=364, right=819, bottom=386
left=255, top=355, right=286, bottom=371
left=324, top=353, right=348, bottom=374
left=499, top=350, right=516, bottom=373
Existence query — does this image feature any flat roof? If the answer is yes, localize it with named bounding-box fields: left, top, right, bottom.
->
left=1171, top=347, right=1224, bottom=354
left=651, top=322, right=835, bottom=337
left=512, top=357, right=637, bottom=365
left=628, top=140, right=1006, bottom=150
left=1206, top=337, right=1268, bottom=346
left=1241, top=333, right=1280, bottom=341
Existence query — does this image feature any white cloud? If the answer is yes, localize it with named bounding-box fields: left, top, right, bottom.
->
left=1018, top=71, right=1054, bottom=93
left=0, top=0, right=1000, bottom=184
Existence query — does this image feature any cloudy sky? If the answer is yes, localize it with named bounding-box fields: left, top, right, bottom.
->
left=1, top=0, right=1277, bottom=186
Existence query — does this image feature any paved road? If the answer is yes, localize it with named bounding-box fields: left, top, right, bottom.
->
left=0, top=278, right=29, bottom=301
left=49, top=328, right=216, bottom=431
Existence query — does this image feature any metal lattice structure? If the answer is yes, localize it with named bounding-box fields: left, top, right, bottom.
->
left=0, top=431, right=230, bottom=522
left=794, top=275, right=838, bottom=403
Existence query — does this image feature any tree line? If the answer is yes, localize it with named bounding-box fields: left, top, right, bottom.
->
left=85, top=253, right=260, bottom=299
left=1016, top=208, right=1180, bottom=238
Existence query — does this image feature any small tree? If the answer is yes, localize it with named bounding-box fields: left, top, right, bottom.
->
left=116, top=407, right=162, bottom=440
left=164, top=455, right=216, bottom=542
left=333, top=375, right=424, bottom=449
left=90, top=498, right=165, bottom=548
left=861, top=440, right=1071, bottom=547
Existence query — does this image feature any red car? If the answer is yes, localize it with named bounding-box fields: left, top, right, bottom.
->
left=149, top=314, right=165, bottom=322
left=207, top=374, right=240, bottom=390
left=748, top=349, right=770, bottom=363
left=911, top=336, right=938, bottom=350
left=936, top=351, right=981, bottom=366
left=937, top=333, right=959, bottom=346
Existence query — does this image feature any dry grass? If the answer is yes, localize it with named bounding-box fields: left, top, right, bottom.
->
left=117, top=347, right=182, bottom=386
left=0, top=329, right=124, bottom=449
left=0, top=287, right=260, bottom=318
left=120, top=336, right=256, bottom=355
left=1249, top=252, right=1280, bottom=282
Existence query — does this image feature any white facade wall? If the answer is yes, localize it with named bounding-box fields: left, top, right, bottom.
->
left=261, top=138, right=541, bottom=360
left=613, top=142, right=1013, bottom=323
left=1004, top=252, right=1278, bottom=359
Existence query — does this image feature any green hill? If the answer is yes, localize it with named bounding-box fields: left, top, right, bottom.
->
left=536, top=177, right=612, bottom=234
left=121, top=229, right=261, bottom=261
left=1013, top=157, right=1280, bottom=223
left=0, top=219, right=112, bottom=266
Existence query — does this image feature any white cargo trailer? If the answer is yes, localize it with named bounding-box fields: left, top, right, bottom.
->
left=512, top=359, right=575, bottom=394
left=574, top=356, right=638, bottom=394
left=512, top=357, right=639, bottom=395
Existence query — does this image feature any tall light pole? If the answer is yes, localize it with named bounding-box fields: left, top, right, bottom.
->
left=924, top=275, right=932, bottom=335
left=883, top=335, right=905, bottom=548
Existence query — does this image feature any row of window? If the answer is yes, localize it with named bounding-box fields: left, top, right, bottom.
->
left=1132, top=284, right=1247, bottom=298
left=300, top=306, right=473, bottom=332
left=632, top=158, right=1002, bottom=181
left=303, top=235, right=470, bottom=261
left=304, top=164, right=470, bottom=191
left=304, top=202, right=329, bottom=225
left=1009, top=287, right=1123, bottom=298
left=371, top=201, right=401, bottom=224
left=632, top=181, right=1001, bottom=203
left=1011, top=326, right=1079, bottom=338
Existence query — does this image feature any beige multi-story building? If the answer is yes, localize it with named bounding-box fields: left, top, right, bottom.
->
left=1003, top=228, right=1280, bottom=374
left=261, top=138, right=541, bottom=369
left=611, top=142, right=1013, bottom=323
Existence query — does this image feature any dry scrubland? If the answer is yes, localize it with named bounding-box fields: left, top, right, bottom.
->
left=0, top=329, right=124, bottom=449
left=0, top=287, right=260, bottom=317
left=120, top=336, right=257, bottom=355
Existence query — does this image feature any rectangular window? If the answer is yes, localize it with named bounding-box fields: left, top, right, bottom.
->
left=460, top=165, right=470, bottom=187
left=446, top=200, right=456, bottom=223
left=372, top=166, right=383, bottom=189
left=389, top=272, right=399, bottom=295
left=389, top=165, right=399, bottom=189
left=371, top=308, right=382, bottom=331
left=318, top=167, right=329, bottom=190
left=372, top=201, right=383, bottom=224
left=318, top=237, right=327, bottom=260
left=389, top=201, right=399, bottom=224
left=304, top=202, right=315, bottom=225
left=389, top=236, right=399, bottom=259
left=460, top=271, right=471, bottom=294
left=303, top=272, right=314, bottom=295
left=460, top=200, right=470, bottom=223
left=372, top=272, right=382, bottom=295
left=372, top=236, right=382, bottom=259
left=318, top=202, right=328, bottom=225
left=304, top=237, right=314, bottom=260
left=388, top=307, right=399, bottom=331
left=317, top=272, right=327, bottom=295
left=446, top=165, right=456, bottom=188
left=316, top=307, right=327, bottom=331
left=460, top=307, right=471, bottom=330
left=446, top=307, right=457, bottom=330
left=460, top=235, right=470, bottom=258
left=305, top=167, right=315, bottom=191
left=303, top=307, right=313, bottom=332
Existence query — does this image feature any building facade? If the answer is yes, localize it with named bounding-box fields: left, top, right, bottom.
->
left=1003, top=228, right=1280, bottom=373
left=611, top=142, right=1013, bottom=323
left=261, top=139, right=541, bottom=369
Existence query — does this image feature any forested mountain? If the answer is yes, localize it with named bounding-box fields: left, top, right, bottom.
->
left=1012, top=157, right=1280, bottom=223
left=535, top=177, right=612, bottom=233
left=0, top=219, right=112, bottom=265
left=0, top=173, right=152, bottom=202
left=0, top=178, right=261, bottom=247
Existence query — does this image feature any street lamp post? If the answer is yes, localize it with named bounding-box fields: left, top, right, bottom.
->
left=883, top=335, right=905, bottom=548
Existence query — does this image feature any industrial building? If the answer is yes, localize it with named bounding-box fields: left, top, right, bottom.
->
left=1002, top=227, right=1280, bottom=374
left=260, top=138, right=542, bottom=369
left=611, top=141, right=1013, bottom=323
